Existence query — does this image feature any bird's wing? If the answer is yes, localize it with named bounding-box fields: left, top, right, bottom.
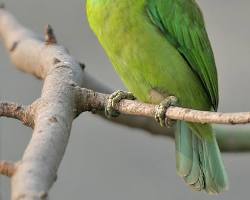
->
left=147, top=0, right=218, bottom=110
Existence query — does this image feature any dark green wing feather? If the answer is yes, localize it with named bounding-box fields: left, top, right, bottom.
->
left=147, top=0, right=218, bottom=110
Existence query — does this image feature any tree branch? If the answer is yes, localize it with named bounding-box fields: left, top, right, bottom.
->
left=0, top=161, right=15, bottom=177
left=76, top=87, right=250, bottom=125
left=0, top=7, right=84, bottom=199
left=79, top=74, right=250, bottom=152
left=0, top=102, right=34, bottom=127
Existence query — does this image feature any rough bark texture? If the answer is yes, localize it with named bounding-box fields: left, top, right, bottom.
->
left=0, top=8, right=84, bottom=199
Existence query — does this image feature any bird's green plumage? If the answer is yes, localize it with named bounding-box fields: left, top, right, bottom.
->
left=147, top=0, right=218, bottom=110
left=86, top=0, right=228, bottom=193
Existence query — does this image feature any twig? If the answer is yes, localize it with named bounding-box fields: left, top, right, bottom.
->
left=76, top=87, right=250, bottom=125
left=79, top=74, right=250, bottom=152
left=44, top=24, right=57, bottom=45
left=0, top=161, right=15, bottom=177
left=0, top=102, right=34, bottom=127
left=75, top=87, right=250, bottom=152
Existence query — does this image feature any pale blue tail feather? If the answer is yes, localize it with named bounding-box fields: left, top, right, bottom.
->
left=175, top=121, right=228, bottom=194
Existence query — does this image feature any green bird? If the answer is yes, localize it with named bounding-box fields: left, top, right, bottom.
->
left=86, top=0, right=228, bottom=194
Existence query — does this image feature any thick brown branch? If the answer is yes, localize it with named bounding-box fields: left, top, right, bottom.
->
left=0, top=161, right=15, bottom=177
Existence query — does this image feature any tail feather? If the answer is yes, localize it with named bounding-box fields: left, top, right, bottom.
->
left=184, top=135, right=204, bottom=190
left=175, top=121, right=193, bottom=177
left=202, top=136, right=228, bottom=193
left=175, top=121, right=228, bottom=194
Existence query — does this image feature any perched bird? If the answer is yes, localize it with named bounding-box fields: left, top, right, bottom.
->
left=86, top=0, right=228, bottom=194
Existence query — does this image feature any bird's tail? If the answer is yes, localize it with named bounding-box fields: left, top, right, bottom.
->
left=175, top=121, right=228, bottom=194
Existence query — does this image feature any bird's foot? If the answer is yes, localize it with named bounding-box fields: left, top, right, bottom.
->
left=155, top=96, right=178, bottom=127
left=105, top=90, right=135, bottom=118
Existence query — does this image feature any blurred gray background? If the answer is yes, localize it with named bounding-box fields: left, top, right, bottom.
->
left=1, top=0, right=250, bottom=199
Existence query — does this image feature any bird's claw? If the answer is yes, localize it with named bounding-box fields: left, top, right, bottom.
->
left=105, top=90, right=135, bottom=118
left=155, top=96, right=178, bottom=127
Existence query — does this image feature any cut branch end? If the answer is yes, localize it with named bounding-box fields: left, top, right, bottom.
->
left=45, top=24, right=57, bottom=45
left=0, top=161, right=15, bottom=177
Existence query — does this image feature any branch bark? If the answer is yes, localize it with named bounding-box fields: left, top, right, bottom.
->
left=0, top=7, right=84, bottom=199
left=75, top=87, right=250, bottom=152
left=80, top=74, right=250, bottom=152
left=76, top=87, right=250, bottom=125
left=0, top=102, right=34, bottom=127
